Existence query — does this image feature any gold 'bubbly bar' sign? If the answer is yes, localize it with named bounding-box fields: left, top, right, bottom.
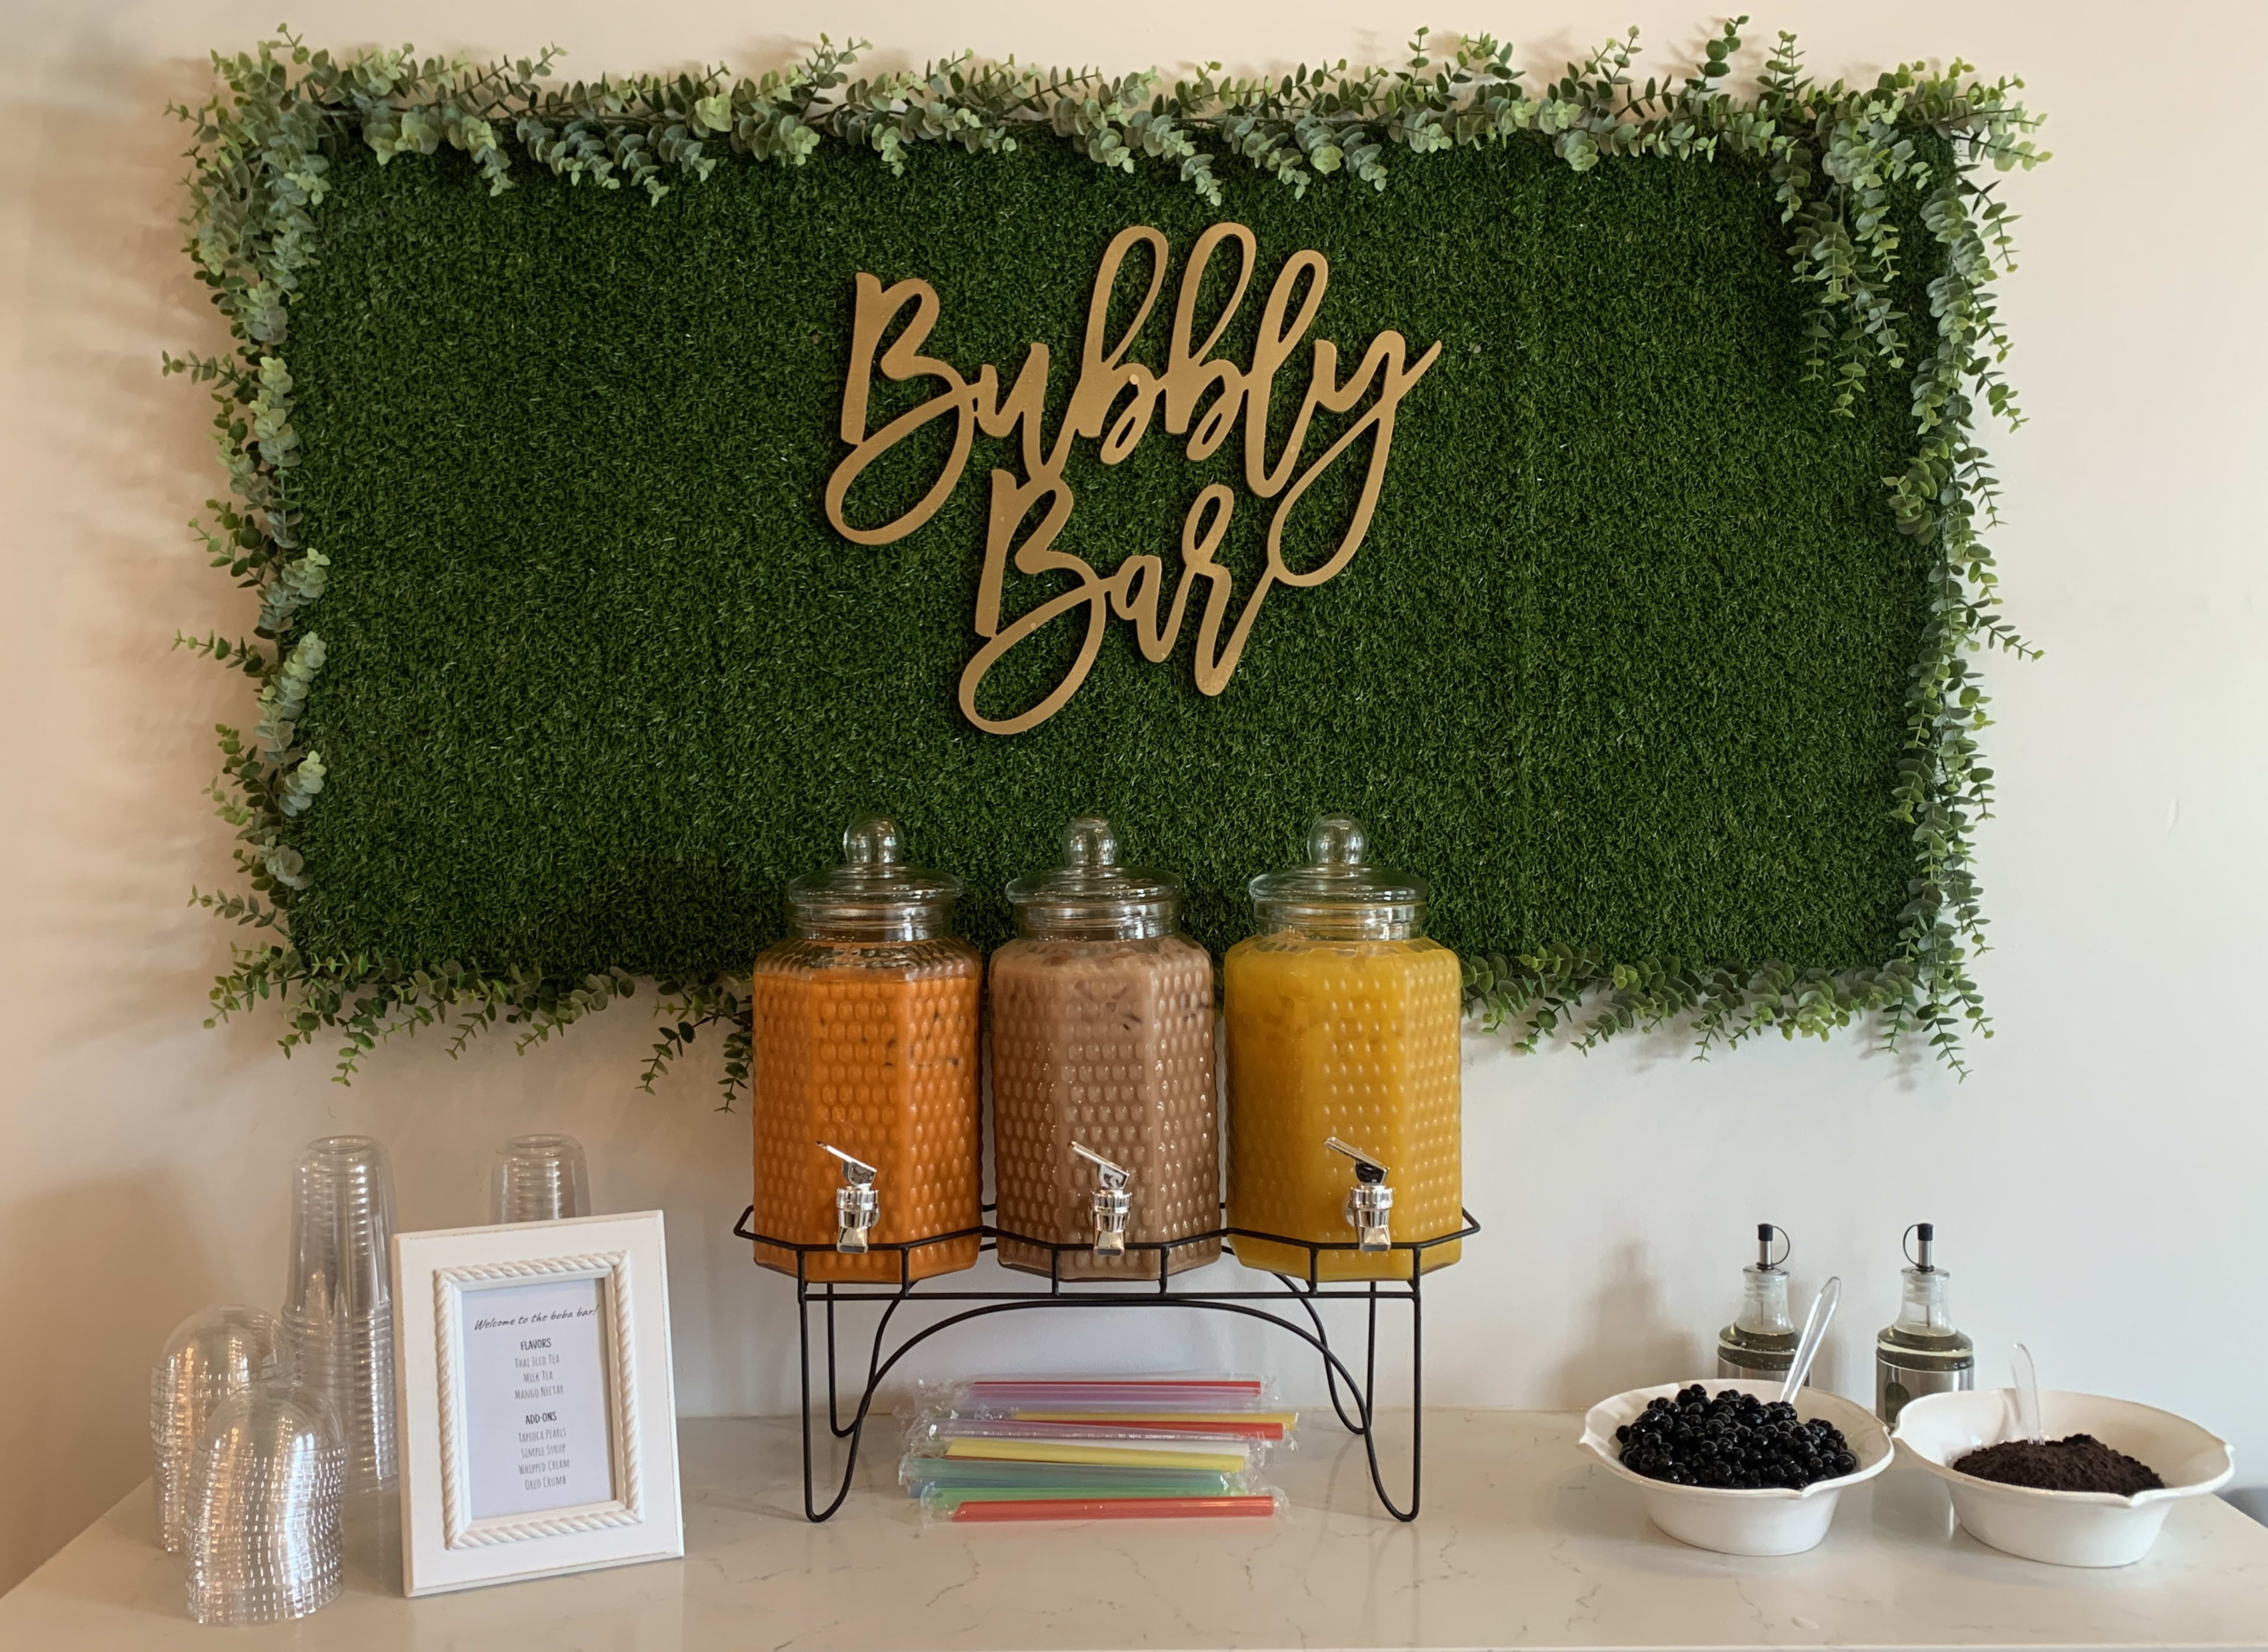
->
left=823, top=224, right=1443, bottom=735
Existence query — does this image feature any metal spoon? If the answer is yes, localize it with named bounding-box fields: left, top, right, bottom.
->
left=2012, top=1342, right=2045, bottom=1442
left=1778, top=1276, right=1842, bottom=1403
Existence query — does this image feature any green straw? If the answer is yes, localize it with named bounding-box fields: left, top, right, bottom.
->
left=903, top=1460, right=1237, bottom=1494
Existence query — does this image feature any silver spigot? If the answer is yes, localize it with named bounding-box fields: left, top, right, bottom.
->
left=1071, top=1143, right=1131, bottom=1257
left=818, top=1143, right=878, bottom=1253
left=1325, top=1138, right=1393, bottom=1252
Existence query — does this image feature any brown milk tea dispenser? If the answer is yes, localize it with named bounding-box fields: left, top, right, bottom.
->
left=989, top=816, right=1220, bottom=1279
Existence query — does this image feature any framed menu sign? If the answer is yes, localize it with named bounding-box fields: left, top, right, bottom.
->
left=392, top=1211, right=682, bottom=1595
left=461, top=1273, right=614, bottom=1517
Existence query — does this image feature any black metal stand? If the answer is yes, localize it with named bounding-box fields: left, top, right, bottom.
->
left=731, top=1205, right=1480, bottom=1524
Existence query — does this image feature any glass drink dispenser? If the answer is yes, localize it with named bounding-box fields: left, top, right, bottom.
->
left=1224, top=815, right=1463, bottom=1279
left=750, top=816, right=982, bottom=1282
left=990, top=817, right=1220, bottom=1279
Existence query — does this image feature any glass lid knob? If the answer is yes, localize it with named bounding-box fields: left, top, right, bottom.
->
left=1062, top=815, right=1118, bottom=869
left=1307, top=813, right=1367, bottom=868
left=843, top=814, right=902, bottom=869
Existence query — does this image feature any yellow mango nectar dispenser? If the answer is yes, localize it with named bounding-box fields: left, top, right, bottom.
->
left=1224, top=815, right=1463, bottom=1279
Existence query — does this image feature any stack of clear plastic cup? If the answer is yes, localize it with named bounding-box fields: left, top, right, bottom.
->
left=151, top=1306, right=282, bottom=1554
left=184, top=1383, right=344, bottom=1624
left=490, top=1133, right=591, bottom=1224
left=280, top=1137, right=397, bottom=1509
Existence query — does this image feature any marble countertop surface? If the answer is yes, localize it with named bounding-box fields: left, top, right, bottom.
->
left=3, top=1410, right=2264, bottom=1651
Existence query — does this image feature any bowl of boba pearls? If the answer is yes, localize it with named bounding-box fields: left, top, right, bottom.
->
left=1579, top=1379, right=1894, bottom=1555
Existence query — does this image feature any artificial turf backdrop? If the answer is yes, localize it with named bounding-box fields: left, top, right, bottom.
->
left=282, top=135, right=1937, bottom=979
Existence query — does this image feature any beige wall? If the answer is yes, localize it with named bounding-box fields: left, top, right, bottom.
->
left=3, top=0, right=2264, bottom=1594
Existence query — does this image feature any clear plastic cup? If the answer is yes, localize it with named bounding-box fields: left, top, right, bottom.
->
left=490, top=1133, right=591, bottom=1224
left=281, top=1136, right=397, bottom=1496
left=150, top=1306, right=282, bottom=1553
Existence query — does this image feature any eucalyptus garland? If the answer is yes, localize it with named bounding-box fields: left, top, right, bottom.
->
left=169, top=21, right=2045, bottom=1099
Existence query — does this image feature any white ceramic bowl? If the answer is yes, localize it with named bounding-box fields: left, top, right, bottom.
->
left=1893, top=1388, right=2234, bottom=1568
left=1579, top=1379, right=1893, bottom=1556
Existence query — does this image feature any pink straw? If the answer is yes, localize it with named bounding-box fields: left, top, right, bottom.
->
left=951, top=1494, right=1276, bottom=1523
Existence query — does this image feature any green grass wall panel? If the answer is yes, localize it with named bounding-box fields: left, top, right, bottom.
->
left=281, top=136, right=1931, bottom=979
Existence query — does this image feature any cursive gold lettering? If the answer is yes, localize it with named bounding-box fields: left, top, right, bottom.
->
left=824, top=227, right=1439, bottom=734
left=825, top=275, right=976, bottom=546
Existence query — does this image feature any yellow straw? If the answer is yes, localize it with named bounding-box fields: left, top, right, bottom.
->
left=941, top=1439, right=1247, bottom=1471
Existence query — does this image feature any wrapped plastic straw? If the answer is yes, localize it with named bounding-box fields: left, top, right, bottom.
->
left=1006, top=1410, right=1295, bottom=1439
left=906, top=1416, right=1283, bottom=1463
left=923, top=1488, right=1283, bottom=1524
left=899, top=1377, right=1293, bottom=1521
left=944, top=1377, right=1272, bottom=1412
left=902, top=1458, right=1250, bottom=1497
left=923, top=1484, right=1250, bottom=1508
left=932, top=1437, right=1250, bottom=1472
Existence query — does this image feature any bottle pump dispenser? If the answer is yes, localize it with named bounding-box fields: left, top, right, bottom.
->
left=1875, top=1221, right=1975, bottom=1425
left=1716, top=1223, right=1802, bottom=1384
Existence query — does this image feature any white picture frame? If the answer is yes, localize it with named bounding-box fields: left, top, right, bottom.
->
left=392, top=1210, right=682, bottom=1595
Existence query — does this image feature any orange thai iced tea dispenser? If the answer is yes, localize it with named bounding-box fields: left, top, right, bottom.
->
left=750, top=816, right=982, bottom=1282
left=990, top=816, right=1219, bottom=1280
left=1224, top=815, right=1462, bottom=1280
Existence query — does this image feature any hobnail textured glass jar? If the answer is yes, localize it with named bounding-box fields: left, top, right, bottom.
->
left=1224, top=815, right=1462, bottom=1280
left=990, top=816, right=1219, bottom=1280
left=750, top=816, right=980, bottom=1282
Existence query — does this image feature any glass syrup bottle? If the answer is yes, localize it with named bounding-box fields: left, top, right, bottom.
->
left=1716, top=1223, right=1801, bottom=1384
left=1875, top=1222, right=1975, bottom=1425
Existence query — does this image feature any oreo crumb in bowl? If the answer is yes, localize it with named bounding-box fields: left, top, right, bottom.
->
left=1954, top=1433, right=2163, bottom=1496
left=1892, top=1389, right=2234, bottom=1566
left=1617, top=1384, right=1858, bottom=1490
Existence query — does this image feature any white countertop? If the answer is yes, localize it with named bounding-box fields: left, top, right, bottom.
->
left=3, top=1410, right=2264, bottom=1650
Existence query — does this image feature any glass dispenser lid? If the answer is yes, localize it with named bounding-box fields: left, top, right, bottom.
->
left=1006, top=816, right=1179, bottom=939
left=787, top=814, right=960, bottom=936
left=1249, top=814, right=1427, bottom=935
